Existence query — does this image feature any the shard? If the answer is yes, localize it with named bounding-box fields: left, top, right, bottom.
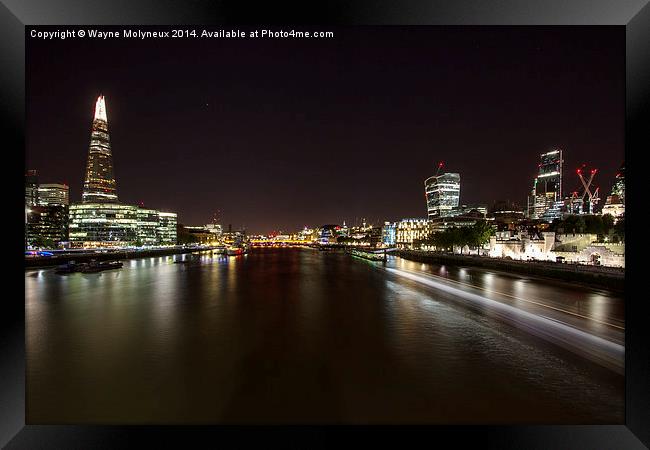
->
left=82, top=95, right=118, bottom=203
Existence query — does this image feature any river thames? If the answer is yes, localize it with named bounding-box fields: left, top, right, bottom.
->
left=25, top=248, right=624, bottom=423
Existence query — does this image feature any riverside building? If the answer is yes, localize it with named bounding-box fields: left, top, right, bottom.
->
left=67, top=95, right=177, bottom=247
left=25, top=173, right=70, bottom=248
left=527, top=149, right=563, bottom=222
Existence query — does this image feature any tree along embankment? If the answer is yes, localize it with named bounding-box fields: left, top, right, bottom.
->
left=395, top=250, right=624, bottom=292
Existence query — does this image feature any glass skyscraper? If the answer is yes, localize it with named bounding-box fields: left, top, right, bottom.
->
left=68, top=95, right=178, bottom=247
left=602, top=161, right=625, bottom=222
left=82, top=95, right=118, bottom=203
left=527, top=149, right=563, bottom=221
left=611, top=162, right=625, bottom=204
left=425, top=172, right=461, bottom=219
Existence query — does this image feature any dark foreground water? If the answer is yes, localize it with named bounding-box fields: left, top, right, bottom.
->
left=26, top=248, right=624, bottom=423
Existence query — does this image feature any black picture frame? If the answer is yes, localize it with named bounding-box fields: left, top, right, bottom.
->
left=3, top=1, right=649, bottom=448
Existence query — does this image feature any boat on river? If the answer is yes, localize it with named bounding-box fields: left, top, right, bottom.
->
left=79, top=260, right=123, bottom=273
left=348, top=249, right=386, bottom=262
left=226, top=244, right=249, bottom=256
left=55, top=261, right=83, bottom=274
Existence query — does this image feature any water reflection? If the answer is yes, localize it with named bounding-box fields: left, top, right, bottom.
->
left=26, top=249, right=623, bottom=424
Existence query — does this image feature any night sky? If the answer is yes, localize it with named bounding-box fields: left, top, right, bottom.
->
left=26, top=26, right=624, bottom=233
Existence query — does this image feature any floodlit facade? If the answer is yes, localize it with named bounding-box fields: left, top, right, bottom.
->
left=158, top=212, right=178, bottom=245
left=527, top=149, right=563, bottom=221
left=425, top=173, right=461, bottom=219
left=69, top=203, right=139, bottom=246
left=488, top=230, right=625, bottom=267
left=395, top=218, right=435, bottom=248
left=69, top=204, right=177, bottom=247
left=82, top=95, right=118, bottom=203
left=488, top=230, right=556, bottom=261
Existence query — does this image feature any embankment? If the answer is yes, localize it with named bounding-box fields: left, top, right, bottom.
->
left=25, top=247, right=221, bottom=268
left=395, top=250, right=624, bottom=292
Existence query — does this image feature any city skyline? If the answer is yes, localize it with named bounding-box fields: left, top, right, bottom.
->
left=27, top=27, right=624, bottom=233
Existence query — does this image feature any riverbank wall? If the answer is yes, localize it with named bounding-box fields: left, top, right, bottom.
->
left=25, top=247, right=221, bottom=268
left=395, top=250, right=624, bottom=292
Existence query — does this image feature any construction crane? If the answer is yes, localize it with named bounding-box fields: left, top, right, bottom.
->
left=574, top=165, right=600, bottom=214
left=435, top=161, right=444, bottom=176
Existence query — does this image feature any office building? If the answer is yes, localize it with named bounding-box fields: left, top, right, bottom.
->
left=38, top=183, right=69, bottom=206
left=69, top=204, right=178, bottom=247
left=450, top=204, right=487, bottom=218
left=489, top=200, right=526, bottom=231
left=157, top=212, right=178, bottom=245
left=68, top=203, right=139, bottom=246
left=137, top=208, right=160, bottom=246
left=25, top=174, right=70, bottom=248
left=65, top=95, right=178, bottom=247
left=425, top=172, right=461, bottom=219
left=26, top=205, right=69, bottom=248
left=382, top=221, right=396, bottom=246
left=395, top=218, right=435, bottom=249
left=611, top=162, right=625, bottom=204
left=527, top=149, right=563, bottom=221
left=25, top=170, right=39, bottom=207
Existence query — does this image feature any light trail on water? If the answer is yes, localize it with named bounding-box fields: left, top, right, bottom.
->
left=385, top=267, right=624, bottom=374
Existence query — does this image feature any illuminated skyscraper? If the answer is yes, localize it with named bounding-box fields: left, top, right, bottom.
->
left=527, top=149, right=563, bottom=221
left=425, top=172, right=461, bottom=219
left=611, top=162, right=625, bottom=204
left=82, top=95, right=118, bottom=203
left=602, top=161, right=625, bottom=221
left=66, top=95, right=178, bottom=247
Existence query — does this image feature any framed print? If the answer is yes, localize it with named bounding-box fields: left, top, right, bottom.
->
left=2, top=0, right=649, bottom=448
